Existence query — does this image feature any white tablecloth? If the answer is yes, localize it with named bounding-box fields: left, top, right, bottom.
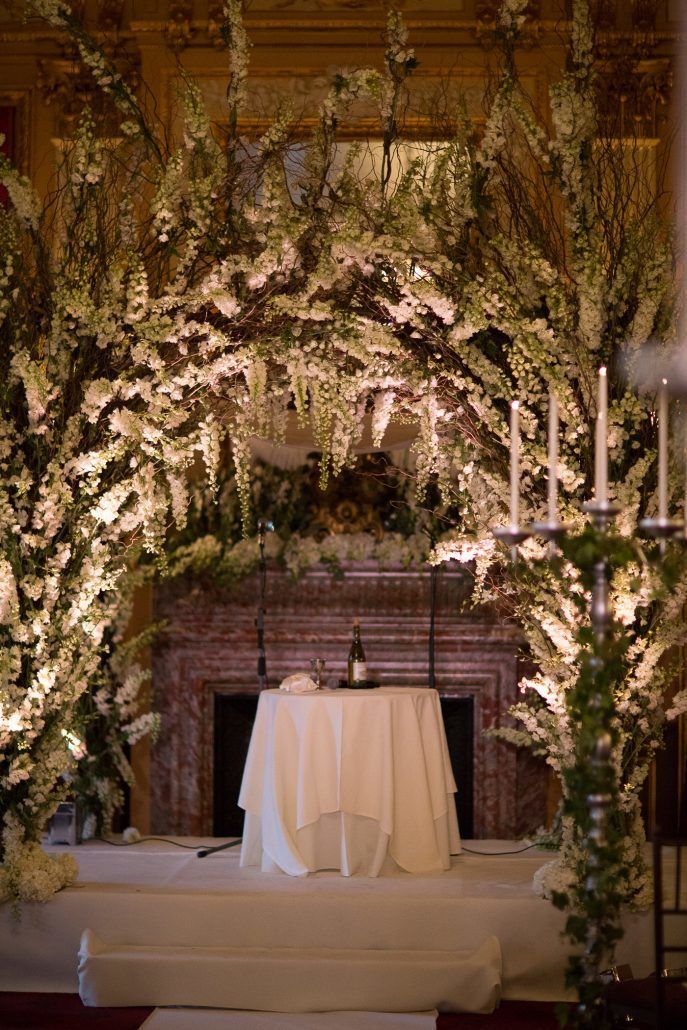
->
left=238, top=687, right=461, bottom=877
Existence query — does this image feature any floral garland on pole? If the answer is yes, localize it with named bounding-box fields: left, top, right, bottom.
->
left=544, top=528, right=657, bottom=1025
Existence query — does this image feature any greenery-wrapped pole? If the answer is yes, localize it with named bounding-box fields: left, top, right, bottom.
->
left=548, top=517, right=637, bottom=1028
left=576, top=506, right=618, bottom=1024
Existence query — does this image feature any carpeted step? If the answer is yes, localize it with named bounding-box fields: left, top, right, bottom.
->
left=78, top=931, right=501, bottom=1015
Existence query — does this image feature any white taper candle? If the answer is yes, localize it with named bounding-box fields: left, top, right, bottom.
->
left=510, top=400, right=520, bottom=526
left=548, top=393, right=558, bottom=523
left=594, top=367, right=608, bottom=506
left=658, top=378, right=668, bottom=521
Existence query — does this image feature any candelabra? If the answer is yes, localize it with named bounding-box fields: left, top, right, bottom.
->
left=493, top=371, right=683, bottom=1021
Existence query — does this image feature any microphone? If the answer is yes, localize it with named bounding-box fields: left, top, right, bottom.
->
left=257, top=518, right=275, bottom=535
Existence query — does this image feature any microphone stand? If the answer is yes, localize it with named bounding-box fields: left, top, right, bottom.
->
left=424, top=529, right=437, bottom=690
left=429, top=561, right=437, bottom=690
left=198, top=518, right=274, bottom=860
left=256, top=518, right=272, bottom=692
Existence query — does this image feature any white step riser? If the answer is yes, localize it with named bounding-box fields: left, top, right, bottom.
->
left=79, top=932, right=502, bottom=1014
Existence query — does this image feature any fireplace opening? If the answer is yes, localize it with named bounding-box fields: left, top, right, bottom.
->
left=212, top=692, right=474, bottom=840
left=213, top=693, right=260, bottom=837
left=439, top=695, right=474, bottom=839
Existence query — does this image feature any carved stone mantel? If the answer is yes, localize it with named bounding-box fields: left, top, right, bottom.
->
left=150, top=561, right=546, bottom=839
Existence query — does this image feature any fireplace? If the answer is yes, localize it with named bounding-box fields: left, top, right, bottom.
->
left=150, top=562, right=546, bottom=838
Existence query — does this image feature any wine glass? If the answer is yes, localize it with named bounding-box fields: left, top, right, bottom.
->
left=309, top=658, right=326, bottom=690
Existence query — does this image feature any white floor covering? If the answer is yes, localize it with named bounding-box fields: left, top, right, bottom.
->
left=0, top=838, right=654, bottom=1006
left=140, top=1009, right=438, bottom=1029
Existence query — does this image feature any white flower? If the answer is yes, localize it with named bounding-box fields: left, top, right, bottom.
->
left=532, top=857, right=576, bottom=899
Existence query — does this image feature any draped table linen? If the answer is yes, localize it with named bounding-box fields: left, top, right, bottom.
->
left=238, top=687, right=461, bottom=877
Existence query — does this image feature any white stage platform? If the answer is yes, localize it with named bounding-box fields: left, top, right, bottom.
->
left=0, top=838, right=653, bottom=1012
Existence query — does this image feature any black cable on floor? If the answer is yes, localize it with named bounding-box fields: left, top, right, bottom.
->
left=96, top=837, right=538, bottom=857
left=455, top=843, right=543, bottom=856
left=95, top=836, right=242, bottom=850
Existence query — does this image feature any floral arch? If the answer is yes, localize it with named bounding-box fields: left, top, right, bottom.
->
left=0, top=1, right=685, bottom=1014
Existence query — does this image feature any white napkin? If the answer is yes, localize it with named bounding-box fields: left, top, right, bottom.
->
left=279, top=673, right=319, bottom=693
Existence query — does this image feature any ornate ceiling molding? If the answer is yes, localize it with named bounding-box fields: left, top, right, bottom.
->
left=596, top=56, right=672, bottom=138
left=591, top=1, right=674, bottom=136
left=269, top=1, right=408, bottom=8
left=592, top=0, right=662, bottom=32
left=36, top=32, right=139, bottom=138
left=207, top=4, right=228, bottom=48
left=164, top=2, right=195, bottom=51
left=97, top=0, right=125, bottom=34
left=1, top=2, right=679, bottom=142
left=474, top=0, right=540, bottom=31
left=473, top=2, right=542, bottom=49
left=0, top=89, right=31, bottom=175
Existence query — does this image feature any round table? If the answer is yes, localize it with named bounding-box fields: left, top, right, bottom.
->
left=238, top=687, right=461, bottom=877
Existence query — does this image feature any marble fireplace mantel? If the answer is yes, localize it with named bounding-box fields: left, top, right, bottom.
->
left=150, top=561, right=546, bottom=838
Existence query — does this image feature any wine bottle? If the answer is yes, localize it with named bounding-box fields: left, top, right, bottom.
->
left=347, top=618, right=367, bottom=688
